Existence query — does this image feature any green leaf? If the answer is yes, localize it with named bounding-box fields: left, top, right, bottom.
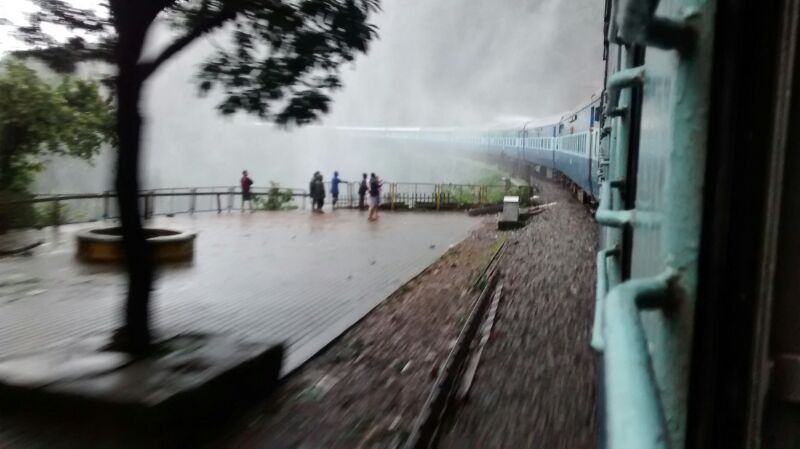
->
left=0, top=60, right=115, bottom=192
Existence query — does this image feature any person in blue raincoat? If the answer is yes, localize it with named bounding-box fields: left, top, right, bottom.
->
left=330, top=171, right=346, bottom=209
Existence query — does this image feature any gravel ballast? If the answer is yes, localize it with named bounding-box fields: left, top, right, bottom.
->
left=438, top=178, right=598, bottom=449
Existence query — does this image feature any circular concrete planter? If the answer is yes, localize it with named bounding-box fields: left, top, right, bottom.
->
left=76, top=227, right=196, bottom=263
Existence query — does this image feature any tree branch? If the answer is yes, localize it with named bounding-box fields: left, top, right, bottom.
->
left=138, top=7, right=236, bottom=80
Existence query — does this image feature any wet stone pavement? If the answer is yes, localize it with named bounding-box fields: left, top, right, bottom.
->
left=0, top=210, right=477, bottom=377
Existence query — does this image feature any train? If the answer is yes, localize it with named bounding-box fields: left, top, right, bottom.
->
left=483, top=95, right=604, bottom=198
left=349, top=94, right=605, bottom=201
left=350, top=0, right=800, bottom=447
left=478, top=0, right=800, bottom=447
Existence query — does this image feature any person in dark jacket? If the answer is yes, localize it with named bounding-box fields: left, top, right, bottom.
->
left=368, top=173, right=382, bottom=221
left=310, top=172, right=325, bottom=213
left=308, top=172, right=317, bottom=209
left=240, top=170, right=254, bottom=212
left=358, top=173, right=368, bottom=210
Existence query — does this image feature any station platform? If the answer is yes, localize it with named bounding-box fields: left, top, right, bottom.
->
left=0, top=210, right=478, bottom=376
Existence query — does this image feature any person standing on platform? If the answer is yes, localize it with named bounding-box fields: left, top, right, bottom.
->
left=358, top=173, right=368, bottom=210
left=368, top=172, right=382, bottom=221
left=330, top=171, right=345, bottom=209
left=309, top=172, right=317, bottom=212
left=309, top=171, right=317, bottom=208
left=240, top=170, right=254, bottom=212
left=310, top=171, right=325, bottom=213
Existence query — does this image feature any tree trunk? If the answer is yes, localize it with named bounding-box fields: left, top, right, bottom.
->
left=109, top=5, right=156, bottom=354
left=112, top=70, right=154, bottom=353
left=0, top=150, right=12, bottom=192
left=0, top=127, right=19, bottom=192
left=0, top=127, right=21, bottom=234
left=114, top=76, right=154, bottom=353
left=0, top=140, right=10, bottom=234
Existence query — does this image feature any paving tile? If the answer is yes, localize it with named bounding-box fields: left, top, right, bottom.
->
left=0, top=210, right=477, bottom=377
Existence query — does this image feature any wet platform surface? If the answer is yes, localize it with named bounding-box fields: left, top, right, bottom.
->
left=0, top=210, right=477, bottom=375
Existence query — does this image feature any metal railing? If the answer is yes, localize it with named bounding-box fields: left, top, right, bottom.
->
left=0, top=186, right=306, bottom=229
left=330, top=182, right=529, bottom=211
left=0, top=182, right=530, bottom=229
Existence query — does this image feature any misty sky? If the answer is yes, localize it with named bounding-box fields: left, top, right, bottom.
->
left=2, top=0, right=604, bottom=127
left=327, top=0, right=604, bottom=127
left=3, top=0, right=606, bottom=192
